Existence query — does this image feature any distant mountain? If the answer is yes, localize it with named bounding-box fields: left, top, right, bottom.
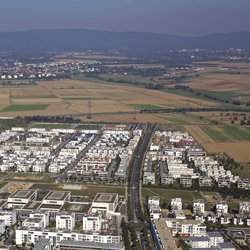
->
left=0, top=29, right=250, bottom=52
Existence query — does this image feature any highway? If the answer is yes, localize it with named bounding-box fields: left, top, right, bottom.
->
left=128, top=123, right=156, bottom=249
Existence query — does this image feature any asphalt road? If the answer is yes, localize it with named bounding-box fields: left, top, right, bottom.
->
left=129, top=123, right=156, bottom=249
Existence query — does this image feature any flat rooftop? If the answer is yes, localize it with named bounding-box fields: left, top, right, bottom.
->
left=93, top=193, right=117, bottom=204
left=59, top=240, right=124, bottom=250
left=39, top=204, right=62, bottom=210
left=43, top=191, right=70, bottom=201
left=33, top=239, right=51, bottom=250
left=22, top=201, right=42, bottom=210
left=9, top=189, right=36, bottom=199
left=60, top=202, right=92, bottom=214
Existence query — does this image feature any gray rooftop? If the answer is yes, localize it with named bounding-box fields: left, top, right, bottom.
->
left=218, top=242, right=235, bottom=249
left=33, top=239, right=51, bottom=250
left=59, top=240, right=124, bottom=250
left=190, top=236, right=210, bottom=242
left=207, top=231, right=223, bottom=238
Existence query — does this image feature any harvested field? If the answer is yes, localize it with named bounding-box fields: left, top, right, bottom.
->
left=0, top=79, right=218, bottom=117
left=184, top=125, right=215, bottom=143
left=184, top=73, right=250, bottom=93
left=203, top=141, right=250, bottom=163
left=80, top=113, right=174, bottom=123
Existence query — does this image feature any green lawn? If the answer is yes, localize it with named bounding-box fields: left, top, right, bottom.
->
left=142, top=187, right=202, bottom=206
left=221, top=126, right=250, bottom=141
left=31, top=123, right=72, bottom=129
left=131, top=104, right=165, bottom=110
left=75, top=124, right=103, bottom=130
left=63, top=97, right=99, bottom=100
left=201, top=126, right=228, bottom=142
left=158, top=113, right=212, bottom=125
left=1, top=104, right=49, bottom=112
left=30, top=183, right=125, bottom=198
left=201, top=125, right=250, bottom=142
left=232, top=163, right=250, bottom=178
left=12, top=95, right=56, bottom=99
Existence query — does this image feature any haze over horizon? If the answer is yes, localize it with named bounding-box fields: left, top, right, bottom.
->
left=1, top=0, right=250, bottom=36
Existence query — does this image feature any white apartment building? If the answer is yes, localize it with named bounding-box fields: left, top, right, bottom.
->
left=29, top=211, right=49, bottom=228
left=92, top=193, right=118, bottom=215
left=82, top=214, right=102, bottom=232
left=0, top=220, right=5, bottom=235
left=56, top=213, right=75, bottom=230
left=216, top=202, right=228, bottom=216
left=148, top=196, right=160, bottom=206
left=207, top=231, right=224, bottom=247
left=193, top=199, right=205, bottom=214
left=171, top=198, right=182, bottom=211
left=7, top=190, right=37, bottom=208
left=23, top=218, right=44, bottom=228
left=0, top=208, right=17, bottom=226
left=238, top=201, right=250, bottom=214
left=190, top=236, right=210, bottom=248
left=16, top=228, right=122, bottom=246
left=166, top=218, right=206, bottom=237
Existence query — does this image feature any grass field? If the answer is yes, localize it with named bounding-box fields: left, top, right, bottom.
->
left=201, top=126, right=228, bottom=142
left=30, top=183, right=125, bottom=198
left=75, top=124, right=103, bottom=130
left=1, top=104, right=49, bottom=112
left=31, top=123, right=72, bottom=129
left=130, top=104, right=167, bottom=110
left=142, top=187, right=203, bottom=207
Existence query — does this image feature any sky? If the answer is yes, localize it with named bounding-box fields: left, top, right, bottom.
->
left=0, top=0, right=250, bottom=36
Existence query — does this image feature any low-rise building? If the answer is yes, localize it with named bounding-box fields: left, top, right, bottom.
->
left=193, top=199, right=205, bottom=214
left=82, top=214, right=102, bottom=232
left=180, top=175, right=193, bottom=187
left=216, top=201, right=228, bottom=216
left=59, top=240, right=124, bottom=250
left=218, top=242, right=235, bottom=250
left=190, top=236, right=210, bottom=248
left=92, top=193, right=118, bottom=215
left=143, top=172, right=155, bottom=185
left=33, top=239, right=52, bottom=250
left=237, top=179, right=250, bottom=189
left=171, top=198, right=182, bottom=211
left=56, top=213, right=75, bottom=230
left=7, top=190, right=37, bottom=208
left=0, top=208, right=16, bottom=226
left=206, top=231, right=224, bottom=247
left=166, top=218, right=206, bottom=237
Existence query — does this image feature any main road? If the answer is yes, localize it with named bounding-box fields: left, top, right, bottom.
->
left=128, top=123, right=156, bottom=249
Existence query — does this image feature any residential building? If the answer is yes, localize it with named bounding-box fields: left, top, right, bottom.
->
left=33, top=239, right=51, bottom=250
left=216, top=201, right=228, bottom=216
left=193, top=200, right=205, bottom=214
left=148, top=196, right=160, bottom=206
left=56, top=213, right=75, bottom=230
left=180, top=175, right=193, bottom=187
left=92, top=193, right=118, bottom=215
left=207, top=231, right=224, bottom=247
left=59, top=240, right=124, bottom=250
left=143, top=172, right=155, bottom=185
left=82, top=214, right=102, bottom=232
left=237, top=179, right=250, bottom=189
left=218, top=242, right=235, bottom=250
left=190, top=236, right=210, bottom=248
left=171, top=198, right=182, bottom=211
left=0, top=208, right=16, bottom=226
left=166, top=218, right=206, bottom=237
